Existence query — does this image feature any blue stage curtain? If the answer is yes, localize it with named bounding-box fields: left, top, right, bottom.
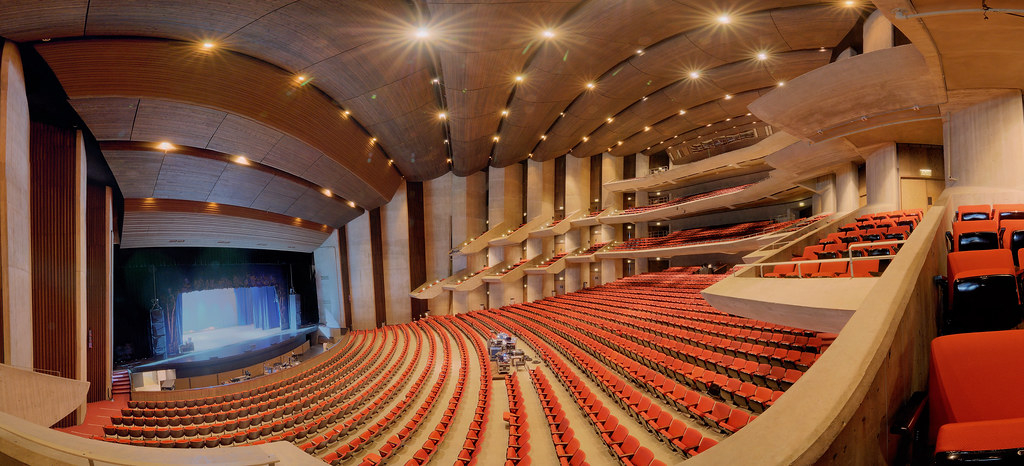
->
left=235, top=286, right=280, bottom=330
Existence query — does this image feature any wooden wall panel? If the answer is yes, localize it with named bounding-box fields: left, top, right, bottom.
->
left=29, top=122, right=85, bottom=427
left=407, top=182, right=427, bottom=320
left=85, top=185, right=112, bottom=403
left=368, top=208, right=386, bottom=327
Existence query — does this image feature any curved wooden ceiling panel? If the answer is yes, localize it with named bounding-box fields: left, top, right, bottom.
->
left=69, top=97, right=383, bottom=209
left=103, top=142, right=362, bottom=229
left=39, top=39, right=400, bottom=206
left=569, top=49, right=828, bottom=158
left=532, top=5, right=856, bottom=161
left=122, top=199, right=332, bottom=252
left=490, top=1, right=852, bottom=166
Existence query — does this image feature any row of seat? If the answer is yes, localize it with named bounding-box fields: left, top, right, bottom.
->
left=512, top=308, right=761, bottom=437
left=614, top=183, right=755, bottom=216
left=612, top=219, right=803, bottom=251
left=528, top=368, right=589, bottom=466
left=504, top=373, right=532, bottom=466
left=106, top=327, right=399, bottom=442
left=476, top=313, right=677, bottom=465
left=943, top=204, right=1024, bottom=333
left=574, top=243, right=608, bottom=256
left=537, top=253, right=568, bottom=268
left=451, top=316, right=493, bottom=466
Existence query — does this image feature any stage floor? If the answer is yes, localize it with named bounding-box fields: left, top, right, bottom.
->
left=130, top=325, right=316, bottom=377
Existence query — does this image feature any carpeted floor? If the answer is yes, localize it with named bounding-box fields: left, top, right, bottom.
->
left=54, top=394, right=129, bottom=439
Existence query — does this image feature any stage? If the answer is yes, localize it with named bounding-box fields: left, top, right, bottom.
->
left=130, top=325, right=317, bottom=378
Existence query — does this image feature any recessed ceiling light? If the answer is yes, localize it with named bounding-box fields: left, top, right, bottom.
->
left=156, top=142, right=174, bottom=151
left=559, top=112, right=565, bottom=117
left=446, top=158, right=452, bottom=163
left=414, top=27, right=430, bottom=39
left=725, top=118, right=731, bottom=122
left=585, top=82, right=596, bottom=89
left=689, top=71, right=701, bottom=79
left=501, top=109, right=509, bottom=116
left=717, top=14, right=731, bottom=24
left=679, top=109, right=687, bottom=115
left=777, top=81, right=786, bottom=86
left=724, top=94, right=733, bottom=100
left=342, top=109, right=351, bottom=116
left=636, top=49, right=644, bottom=55
left=756, top=52, right=768, bottom=61
left=643, top=126, right=651, bottom=132
left=540, top=134, right=547, bottom=140
left=706, top=123, right=712, bottom=127
left=493, top=136, right=500, bottom=142
left=295, top=75, right=307, bottom=83
left=234, top=155, right=249, bottom=165
left=606, top=117, right=614, bottom=123
left=582, top=136, right=589, bottom=142
left=542, top=29, right=556, bottom=39
left=347, top=201, right=356, bottom=208
left=642, top=96, right=648, bottom=101
left=322, top=189, right=332, bottom=197
left=514, top=75, right=524, bottom=82
left=819, top=47, right=827, bottom=52
left=617, top=141, right=624, bottom=146
left=201, top=42, right=215, bottom=49
left=431, top=77, right=440, bottom=84
left=370, top=137, right=377, bottom=143
left=746, top=112, right=752, bottom=116
left=843, top=0, right=856, bottom=6
left=444, top=139, right=449, bottom=143
left=438, top=112, right=447, bottom=119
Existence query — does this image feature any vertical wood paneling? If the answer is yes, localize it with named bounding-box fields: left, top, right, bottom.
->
left=85, top=185, right=112, bottom=402
left=368, top=208, right=386, bottom=327
left=406, top=182, right=427, bottom=320
left=338, top=226, right=352, bottom=329
left=30, top=122, right=84, bottom=427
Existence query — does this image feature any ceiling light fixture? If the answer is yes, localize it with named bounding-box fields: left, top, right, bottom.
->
left=582, top=136, right=589, bottom=142
left=201, top=42, right=215, bottom=50
left=777, top=81, right=786, bottom=86
left=347, top=201, right=356, bottom=208
left=606, top=117, right=614, bottom=123
left=414, top=27, right=430, bottom=39
left=724, top=94, right=733, bottom=100
left=431, top=77, right=440, bottom=84
left=501, top=109, right=509, bottom=116
left=542, top=29, right=556, bottom=38
left=689, top=70, right=701, bottom=79
left=234, top=155, right=250, bottom=165
left=540, top=134, right=547, bottom=140
left=493, top=136, right=500, bottom=142
left=617, top=141, right=624, bottom=146
left=322, top=189, right=332, bottom=197
left=644, top=126, right=651, bottom=132
left=717, top=14, right=731, bottom=24
left=679, top=109, right=687, bottom=115
left=585, top=82, right=596, bottom=89
left=514, top=75, right=524, bottom=82
left=342, top=109, right=351, bottom=117
left=156, top=142, right=174, bottom=152
left=295, top=75, right=307, bottom=83
left=438, top=112, right=447, bottom=119
left=756, top=52, right=768, bottom=61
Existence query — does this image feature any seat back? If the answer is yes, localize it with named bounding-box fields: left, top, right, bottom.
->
left=952, top=219, right=999, bottom=252
left=850, top=259, right=880, bottom=278
left=956, top=204, right=992, bottom=221
left=630, top=447, right=655, bottom=466
left=1001, top=220, right=1024, bottom=267
left=817, top=260, right=848, bottom=276
left=994, top=203, right=1024, bottom=223
left=946, top=249, right=1021, bottom=333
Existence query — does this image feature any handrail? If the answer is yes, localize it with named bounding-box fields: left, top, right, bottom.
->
left=737, top=240, right=907, bottom=278
left=0, top=411, right=282, bottom=466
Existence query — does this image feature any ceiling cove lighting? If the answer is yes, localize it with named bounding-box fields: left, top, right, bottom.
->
left=585, top=82, right=596, bottom=89
left=514, top=75, right=524, bottom=82
left=233, top=155, right=250, bottom=165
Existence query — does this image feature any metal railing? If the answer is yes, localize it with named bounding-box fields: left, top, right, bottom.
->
left=737, top=240, right=907, bottom=278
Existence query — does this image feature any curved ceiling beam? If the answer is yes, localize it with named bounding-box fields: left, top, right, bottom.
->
left=70, top=96, right=385, bottom=209
left=122, top=198, right=332, bottom=253
left=533, top=5, right=858, bottom=160
left=36, top=38, right=402, bottom=206
left=609, top=89, right=767, bottom=156
left=490, top=1, right=857, bottom=167
left=100, top=140, right=363, bottom=229
left=569, top=49, right=828, bottom=159
left=0, top=0, right=449, bottom=181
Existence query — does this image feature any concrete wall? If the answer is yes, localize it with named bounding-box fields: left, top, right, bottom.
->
left=423, top=173, right=452, bottom=315
left=945, top=91, right=1024, bottom=190
left=381, top=182, right=411, bottom=324
left=345, top=213, right=376, bottom=330
left=0, top=41, right=31, bottom=367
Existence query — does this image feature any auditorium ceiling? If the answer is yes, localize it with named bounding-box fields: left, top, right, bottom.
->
left=0, top=1, right=867, bottom=245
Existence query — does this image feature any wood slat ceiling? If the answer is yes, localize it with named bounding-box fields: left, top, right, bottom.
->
left=0, top=0, right=869, bottom=249
left=122, top=199, right=332, bottom=253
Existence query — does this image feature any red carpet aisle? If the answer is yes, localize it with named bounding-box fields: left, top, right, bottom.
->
left=56, top=394, right=130, bottom=438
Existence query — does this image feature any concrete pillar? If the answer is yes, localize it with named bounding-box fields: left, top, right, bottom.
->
left=835, top=163, right=860, bottom=213
left=449, top=172, right=487, bottom=314
left=423, top=173, right=452, bottom=315
left=381, top=182, right=411, bottom=324
left=865, top=143, right=900, bottom=210
left=863, top=10, right=894, bottom=54
left=565, top=156, right=590, bottom=215
left=636, top=258, right=649, bottom=274
left=945, top=92, right=1024, bottom=190
left=346, top=213, right=376, bottom=330
left=812, top=174, right=837, bottom=215
left=313, top=231, right=343, bottom=328
left=0, top=41, right=31, bottom=366
left=600, top=153, right=624, bottom=284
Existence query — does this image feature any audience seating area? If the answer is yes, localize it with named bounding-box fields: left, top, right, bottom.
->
left=574, top=243, right=608, bottom=256
left=82, top=270, right=829, bottom=465
left=762, top=210, right=922, bottom=278
left=613, top=184, right=755, bottom=217
left=538, top=253, right=569, bottom=268
left=612, top=219, right=804, bottom=252
left=941, top=204, right=1024, bottom=333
